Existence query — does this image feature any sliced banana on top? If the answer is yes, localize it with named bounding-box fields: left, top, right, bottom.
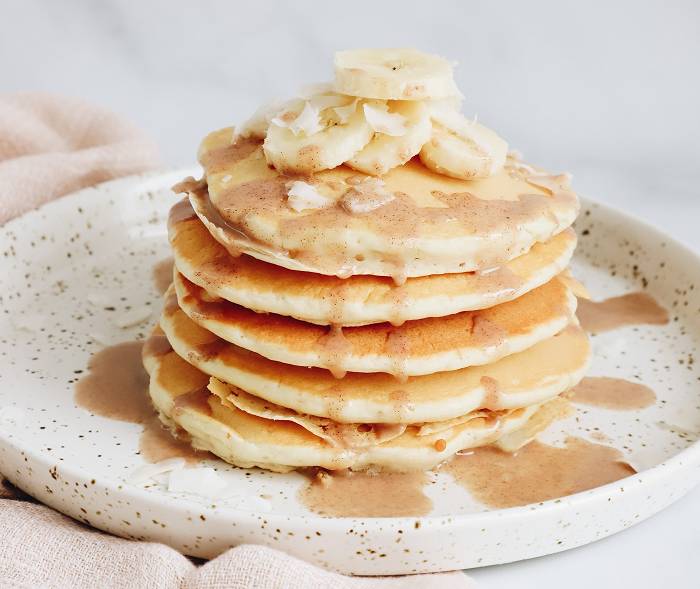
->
left=241, top=49, right=509, bottom=180
left=347, top=100, right=432, bottom=176
left=419, top=108, right=508, bottom=180
left=263, top=96, right=373, bottom=174
left=334, top=48, right=460, bottom=101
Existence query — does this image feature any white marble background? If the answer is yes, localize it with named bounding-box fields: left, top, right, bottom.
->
left=3, top=0, right=699, bottom=246
left=2, top=1, right=700, bottom=587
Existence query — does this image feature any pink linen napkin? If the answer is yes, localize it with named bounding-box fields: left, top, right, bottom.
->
left=0, top=94, right=474, bottom=589
left=0, top=92, right=159, bottom=223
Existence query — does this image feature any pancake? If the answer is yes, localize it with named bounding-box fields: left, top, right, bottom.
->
left=169, top=198, right=577, bottom=326
left=160, top=297, right=590, bottom=423
left=182, top=128, right=579, bottom=280
left=172, top=271, right=577, bottom=377
left=143, top=337, right=571, bottom=472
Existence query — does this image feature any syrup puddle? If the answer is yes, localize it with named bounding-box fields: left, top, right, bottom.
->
left=570, top=376, right=656, bottom=410
left=74, top=342, right=152, bottom=424
left=577, top=292, right=669, bottom=334
left=299, top=470, right=432, bottom=517
left=445, top=437, right=635, bottom=508
left=152, top=257, right=174, bottom=295
left=75, top=341, right=206, bottom=465
left=139, top=416, right=203, bottom=464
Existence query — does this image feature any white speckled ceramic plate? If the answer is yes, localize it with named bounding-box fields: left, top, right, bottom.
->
left=1, top=170, right=699, bottom=575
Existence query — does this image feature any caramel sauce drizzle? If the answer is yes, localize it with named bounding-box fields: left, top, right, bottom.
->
left=318, top=325, right=352, bottom=379
left=299, top=469, right=432, bottom=517
left=570, top=377, right=656, bottom=410
left=445, top=437, right=635, bottom=508
left=74, top=340, right=207, bottom=465
left=577, top=292, right=669, bottom=334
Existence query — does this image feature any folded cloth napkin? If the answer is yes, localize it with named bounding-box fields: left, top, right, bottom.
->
left=0, top=95, right=474, bottom=589
left=0, top=92, right=159, bottom=223
left=0, top=480, right=471, bottom=589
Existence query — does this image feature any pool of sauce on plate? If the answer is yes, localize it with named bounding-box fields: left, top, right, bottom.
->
left=139, top=416, right=203, bottom=464
left=570, top=377, right=656, bottom=410
left=74, top=340, right=205, bottom=464
left=152, top=257, right=174, bottom=295
left=74, top=342, right=152, bottom=424
left=445, top=437, right=636, bottom=508
left=577, top=292, right=669, bottom=333
left=299, top=469, right=432, bottom=517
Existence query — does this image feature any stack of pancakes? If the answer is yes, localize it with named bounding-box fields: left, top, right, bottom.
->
left=143, top=49, right=590, bottom=473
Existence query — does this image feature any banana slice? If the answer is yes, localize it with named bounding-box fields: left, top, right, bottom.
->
left=420, top=109, right=508, bottom=179
left=334, top=48, right=459, bottom=101
left=263, top=98, right=373, bottom=174
left=347, top=100, right=432, bottom=175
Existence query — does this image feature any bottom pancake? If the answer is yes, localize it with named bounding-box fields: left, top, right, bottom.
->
left=143, top=334, right=572, bottom=472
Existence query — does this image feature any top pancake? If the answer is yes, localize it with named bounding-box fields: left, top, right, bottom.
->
left=169, top=198, right=577, bottom=326
left=186, top=128, right=580, bottom=280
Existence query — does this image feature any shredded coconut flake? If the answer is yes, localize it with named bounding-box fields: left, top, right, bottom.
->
left=363, top=103, right=407, bottom=136
left=510, top=160, right=538, bottom=175
left=238, top=99, right=291, bottom=139
left=333, top=99, right=358, bottom=124
left=527, top=173, right=573, bottom=194
left=223, top=493, right=273, bottom=512
left=286, top=181, right=333, bottom=212
left=455, top=449, right=476, bottom=456
left=271, top=101, right=324, bottom=136
left=309, top=93, right=349, bottom=111
left=114, top=306, right=152, bottom=328
left=11, top=314, right=44, bottom=333
left=593, top=335, right=627, bottom=358
left=656, top=420, right=698, bottom=439
left=340, top=178, right=395, bottom=214
left=128, top=458, right=186, bottom=485
left=0, top=406, right=25, bottom=426
left=87, top=292, right=113, bottom=307
left=90, top=332, right=110, bottom=346
left=657, top=404, right=699, bottom=435
left=168, top=467, right=228, bottom=499
left=425, top=470, right=439, bottom=484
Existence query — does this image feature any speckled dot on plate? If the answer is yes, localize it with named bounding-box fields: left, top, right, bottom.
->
left=0, top=170, right=699, bottom=575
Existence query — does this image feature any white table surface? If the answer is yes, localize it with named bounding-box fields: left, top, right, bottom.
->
left=3, top=1, right=699, bottom=586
